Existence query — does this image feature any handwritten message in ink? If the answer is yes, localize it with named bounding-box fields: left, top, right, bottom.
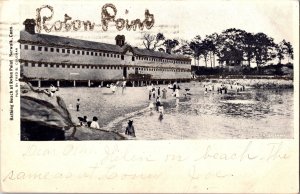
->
left=2, top=141, right=290, bottom=185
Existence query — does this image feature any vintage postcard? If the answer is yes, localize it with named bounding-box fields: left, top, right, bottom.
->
left=0, top=0, right=299, bottom=193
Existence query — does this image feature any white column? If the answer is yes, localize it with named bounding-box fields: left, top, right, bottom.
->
left=73, top=80, right=76, bottom=87
left=88, top=80, right=91, bottom=87
left=57, top=80, right=60, bottom=87
left=101, top=81, right=104, bottom=87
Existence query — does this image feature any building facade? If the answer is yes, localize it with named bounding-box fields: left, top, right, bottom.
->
left=19, top=19, right=192, bottom=87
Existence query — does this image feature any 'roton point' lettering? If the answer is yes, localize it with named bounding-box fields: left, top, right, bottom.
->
left=35, top=3, right=155, bottom=33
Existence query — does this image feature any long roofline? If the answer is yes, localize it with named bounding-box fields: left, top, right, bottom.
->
left=19, top=30, right=191, bottom=61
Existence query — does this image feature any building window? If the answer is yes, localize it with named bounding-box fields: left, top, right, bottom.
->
left=107, top=53, right=109, bottom=57
left=67, top=49, right=70, bottom=54
left=67, top=65, right=70, bottom=68
left=121, top=55, right=124, bottom=60
left=50, top=48, right=54, bottom=52
left=62, top=49, right=65, bottom=53
left=77, top=50, right=80, bottom=55
left=62, top=64, right=65, bottom=68
left=24, top=62, right=28, bottom=67
left=24, top=45, right=28, bottom=50
left=82, top=51, right=85, bottom=55
left=50, top=64, right=54, bottom=68
left=38, top=46, right=42, bottom=51
left=56, top=48, right=60, bottom=53
left=99, top=53, right=102, bottom=56
left=95, top=52, right=98, bottom=56
left=132, top=56, right=135, bottom=61
left=31, top=63, right=35, bottom=67
left=72, top=50, right=75, bottom=54
left=86, top=52, right=89, bottom=55
left=44, top=64, right=48, bottom=67
left=31, top=45, right=35, bottom=50
left=44, top=47, right=48, bottom=51
left=38, top=63, right=42, bottom=67
left=91, top=52, right=94, bottom=56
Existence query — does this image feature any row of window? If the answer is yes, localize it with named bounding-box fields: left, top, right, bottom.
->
left=22, top=62, right=190, bottom=72
left=22, top=44, right=191, bottom=64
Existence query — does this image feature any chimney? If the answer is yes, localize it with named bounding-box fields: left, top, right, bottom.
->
left=115, top=35, right=125, bottom=47
left=23, top=19, right=36, bottom=34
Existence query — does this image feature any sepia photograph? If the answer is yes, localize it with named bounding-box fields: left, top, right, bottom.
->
left=18, top=2, right=294, bottom=141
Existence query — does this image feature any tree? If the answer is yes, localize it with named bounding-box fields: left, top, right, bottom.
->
left=188, top=35, right=202, bottom=66
left=142, top=33, right=165, bottom=50
left=275, top=41, right=285, bottom=64
left=204, top=33, right=219, bottom=68
left=283, top=40, right=293, bottom=63
left=242, top=32, right=256, bottom=67
left=163, top=39, right=179, bottom=54
left=217, top=28, right=246, bottom=67
left=253, top=33, right=276, bottom=71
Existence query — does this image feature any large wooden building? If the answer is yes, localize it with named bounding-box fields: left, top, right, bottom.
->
left=19, top=19, right=191, bottom=87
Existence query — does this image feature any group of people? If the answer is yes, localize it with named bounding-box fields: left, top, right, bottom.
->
left=110, top=81, right=127, bottom=94
left=77, top=115, right=100, bottom=129
left=148, top=84, right=168, bottom=100
left=204, top=82, right=246, bottom=94
left=43, top=84, right=59, bottom=97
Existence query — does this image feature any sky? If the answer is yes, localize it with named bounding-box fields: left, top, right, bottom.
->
left=1, top=0, right=298, bottom=64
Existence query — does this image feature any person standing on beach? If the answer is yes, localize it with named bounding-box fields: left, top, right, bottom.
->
left=122, top=81, right=126, bottom=94
left=152, top=87, right=156, bottom=98
left=173, top=82, right=177, bottom=92
left=162, top=88, right=167, bottom=99
left=149, top=89, right=152, bottom=100
left=156, top=96, right=161, bottom=111
left=175, top=86, right=180, bottom=98
left=158, top=105, right=164, bottom=121
left=157, top=87, right=161, bottom=96
left=125, top=120, right=136, bottom=137
left=76, top=99, right=80, bottom=111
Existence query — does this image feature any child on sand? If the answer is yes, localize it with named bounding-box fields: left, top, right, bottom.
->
left=90, top=116, right=100, bottom=129
left=125, top=120, right=135, bottom=137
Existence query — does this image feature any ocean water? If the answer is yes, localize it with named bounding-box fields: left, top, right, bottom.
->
left=111, top=83, right=294, bottom=139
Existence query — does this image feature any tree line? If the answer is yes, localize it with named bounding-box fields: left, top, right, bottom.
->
left=141, top=28, right=294, bottom=71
